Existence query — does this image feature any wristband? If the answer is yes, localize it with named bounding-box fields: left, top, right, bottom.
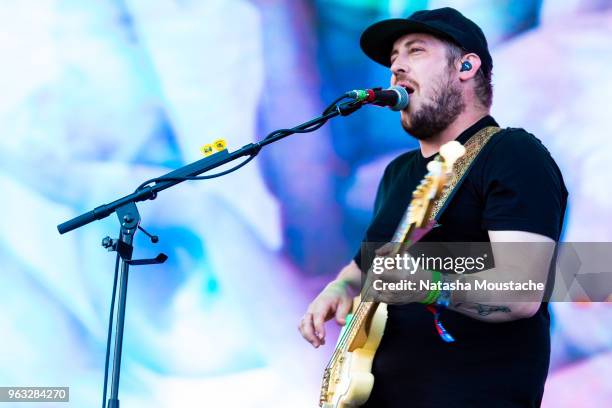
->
left=423, top=272, right=455, bottom=342
left=420, top=270, right=441, bottom=304
left=332, top=278, right=355, bottom=294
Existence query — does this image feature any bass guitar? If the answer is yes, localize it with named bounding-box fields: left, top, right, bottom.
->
left=319, top=141, right=465, bottom=407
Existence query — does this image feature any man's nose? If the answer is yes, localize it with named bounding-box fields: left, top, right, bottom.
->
left=390, top=60, right=407, bottom=78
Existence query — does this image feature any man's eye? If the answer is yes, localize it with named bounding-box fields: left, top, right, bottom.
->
left=409, top=48, right=424, bottom=53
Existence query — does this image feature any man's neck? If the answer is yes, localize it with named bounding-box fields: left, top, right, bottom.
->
left=419, top=110, right=490, bottom=158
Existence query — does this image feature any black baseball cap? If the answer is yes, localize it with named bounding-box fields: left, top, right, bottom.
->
left=360, top=7, right=492, bottom=76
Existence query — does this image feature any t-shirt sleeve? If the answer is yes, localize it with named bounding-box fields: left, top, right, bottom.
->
left=481, top=129, right=568, bottom=240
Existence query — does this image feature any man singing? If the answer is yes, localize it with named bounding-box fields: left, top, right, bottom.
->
left=298, top=7, right=567, bottom=408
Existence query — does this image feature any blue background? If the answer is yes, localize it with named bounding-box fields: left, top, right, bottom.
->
left=0, top=0, right=611, bottom=406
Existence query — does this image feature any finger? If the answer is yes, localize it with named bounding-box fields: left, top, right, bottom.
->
left=299, top=313, right=320, bottom=347
left=335, top=297, right=352, bottom=325
left=312, top=312, right=326, bottom=345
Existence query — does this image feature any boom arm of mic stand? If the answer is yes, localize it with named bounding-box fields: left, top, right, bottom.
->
left=56, top=99, right=363, bottom=234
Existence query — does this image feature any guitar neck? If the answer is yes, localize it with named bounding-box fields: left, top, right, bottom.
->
left=344, top=221, right=436, bottom=351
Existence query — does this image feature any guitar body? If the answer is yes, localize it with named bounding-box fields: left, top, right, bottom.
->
left=321, top=300, right=387, bottom=408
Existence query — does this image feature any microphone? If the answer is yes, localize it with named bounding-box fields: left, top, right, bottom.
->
left=345, top=85, right=409, bottom=111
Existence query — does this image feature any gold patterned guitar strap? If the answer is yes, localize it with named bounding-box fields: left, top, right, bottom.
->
left=429, top=126, right=502, bottom=222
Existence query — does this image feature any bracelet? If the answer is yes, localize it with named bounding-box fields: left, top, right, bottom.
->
left=331, top=278, right=352, bottom=293
left=420, top=270, right=441, bottom=304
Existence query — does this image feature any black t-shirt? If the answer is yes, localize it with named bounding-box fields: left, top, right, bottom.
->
left=357, top=115, right=568, bottom=408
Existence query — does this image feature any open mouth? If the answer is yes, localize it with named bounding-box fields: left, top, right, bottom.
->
left=397, top=83, right=415, bottom=96
left=397, top=84, right=414, bottom=111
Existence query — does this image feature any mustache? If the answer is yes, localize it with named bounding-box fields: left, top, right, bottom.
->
left=394, top=75, right=418, bottom=89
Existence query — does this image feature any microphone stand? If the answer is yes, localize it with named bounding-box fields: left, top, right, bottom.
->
left=56, top=98, right=365, bottom=408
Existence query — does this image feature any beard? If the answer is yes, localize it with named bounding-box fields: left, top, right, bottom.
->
left=402, top=75, right=465, bottom=141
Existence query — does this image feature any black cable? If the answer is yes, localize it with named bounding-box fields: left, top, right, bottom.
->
left=135, top=154, right=256, bottom=193
left=134, top=93, right=354, bottom=192
left=262, top=122, right=327, bottom=141
left=263, top=95, right=352, bottom=141
left=323, top=95, right=351, bottom=115
left=102, top=251, right=121, bottom=408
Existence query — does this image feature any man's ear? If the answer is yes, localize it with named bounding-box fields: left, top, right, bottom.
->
left=457, top=53, right=482, bottom=81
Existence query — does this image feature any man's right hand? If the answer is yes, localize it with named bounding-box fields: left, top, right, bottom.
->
left=298, top=279, right=353, bottom=348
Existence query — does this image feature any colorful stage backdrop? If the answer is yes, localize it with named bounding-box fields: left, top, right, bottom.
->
left=1, top=0, right=611, bottom=406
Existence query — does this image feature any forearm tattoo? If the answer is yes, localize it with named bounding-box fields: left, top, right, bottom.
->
left=454, top=303, right=512, bottom=316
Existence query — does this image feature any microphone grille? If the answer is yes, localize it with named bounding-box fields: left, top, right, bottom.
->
left=388, top=85, right=409, bottom=111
